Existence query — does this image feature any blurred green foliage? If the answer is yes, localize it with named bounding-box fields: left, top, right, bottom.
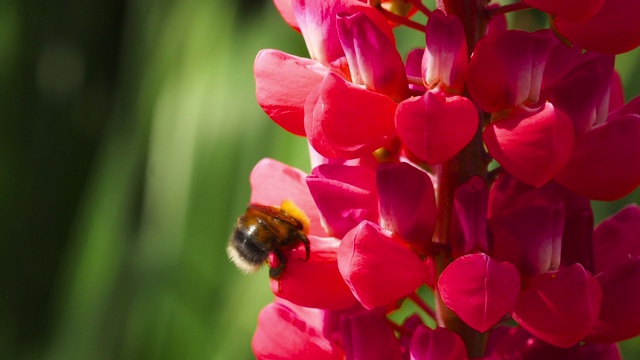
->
left=1, top=0, right=639, bottom=359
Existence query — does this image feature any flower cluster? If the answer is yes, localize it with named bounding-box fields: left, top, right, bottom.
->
left=238, top=0, right=640, bottom=358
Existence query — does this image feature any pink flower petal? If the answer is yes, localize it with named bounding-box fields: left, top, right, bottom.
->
left=608, top=72, right=624, bottom=114
left=586, top=258, right=640, bottom=343
left=593, top=204, right=640, bottom=273
left=553, top=114, right=640, bottom=200
left=293, top=0, right=394, bottom=68
left=483, top=103, right=574, bottom=187
left=406, top=48, right=426, bottom=93
left=306, top=164, right=379, bottom=238
left=489, top=194, right=564, bottom=276
left=250, top=158, right=326, bottom=236
left=438, top=253, right=521, bottom=333
left=542, top=52, right=615, bottom=136
left=254, top=49, right=328, bottom=136
left=305, top=72, right=397, bottom=159
left=274, top=0, right=300, bottom=30
left=338, top=221, right=427, bottom=309
left=450, top=176, right=488, bottom=258
left=554, top=0, right=640, bottom=54
left=271, top=235, right=358, bottom=309
left=337, top=12, right=408, bottom=101
left=422, top=10, right=468, bottom=93
left=523, top=0, right=604, bottom=22
left=341, top=310, right=404, bottom=360
left=512, top=264, right=602, bottom=348
left=396, top=91, right=478, bottom=164
left=409, top=325, right=468, bottom=360
left=377, top=162, right=436, bottom=255
left=252, top=301, right=343, bottom=359
left=468, top=30, right=553, bottom=113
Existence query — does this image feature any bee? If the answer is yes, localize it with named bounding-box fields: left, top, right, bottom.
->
left=227, top=200, right=311, bottom=279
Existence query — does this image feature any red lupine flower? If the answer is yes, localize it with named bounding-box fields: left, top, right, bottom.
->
left=237, top=0, right=640, bottom=358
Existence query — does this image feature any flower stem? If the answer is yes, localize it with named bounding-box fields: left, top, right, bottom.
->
left=486, top=1, right=533, bottom=17
left=408, top=292, right=436, bottom=321
left=433, top=0, right=490, bottom=357
left=379, top=8, right=426, bottom=32
left=408, top=0, right=432, bottom=17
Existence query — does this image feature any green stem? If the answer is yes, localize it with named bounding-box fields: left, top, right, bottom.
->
left=433, top=0, right=489, bottom=357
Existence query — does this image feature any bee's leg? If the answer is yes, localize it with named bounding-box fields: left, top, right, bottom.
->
left=301, top=235, right=310, bottom=261
left=269, top=249, right=287, bottom=279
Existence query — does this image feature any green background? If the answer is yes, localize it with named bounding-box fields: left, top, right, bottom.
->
left=1, top=0, right=638, bottom=359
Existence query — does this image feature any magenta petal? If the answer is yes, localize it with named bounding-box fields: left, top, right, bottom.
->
left=377, top=162, right=436, bottom=254
left=489, top=196, right=564, bottom=276
left=396, top=91, right=478, bottom=164
left=274, top=0, right=300, bottom=30
left=554, top=0, right=640, bottom=54
left=422, top=10, right=468, bottom=93
left=306, top=164, right=379, bottom=238
left=271, top=236, right=358, bottom=309
left=450, top=176, right=489, bottom=258
left=483, top=103, right=574, bottom=187
left=593, top=205, right=640, bottom=273
left=305, top=72, right=397, bottom=159
left=578, top=343, right=621, bottom=360
left=554, top=114, right=640, bottom=200
left=586, top=258, right=640, bottom=343
left=512, top=264, right=602, bottom=348
left=338, top=221, right=427, bottom=309
left=468, top=30, right=553, bottom=112
left=542, top=52, right=614, bottom=136
left=409, top=325, right=468, bottom=360
left=337, top=12, right=408, bottom=101
left=250, top=158, right=326, bottom=236
left=293, top=0, right=394, bottom=67
left=438, top=253, right=520, bottom=333
left=341, top=311, right=403, bottom=360
left=252, top=302, right=342, bottom=359
left=254, top=50, right=328, bottom=136
left=406, top=48, right=426, bottom=93
left=523, top=0, right=604, bottom=22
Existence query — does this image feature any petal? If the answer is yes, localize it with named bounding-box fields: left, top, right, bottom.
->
left=489, top=196, right=564, bottom=276
left=406, top=48, right=426, bottom=93
left=274, top=0, right=300, bottom=30
left=396, top=91, right=478, bottom=164
left=450, top=176, right=488, bottom=258
left=250, top=158, right=326, bottom=236
left=512, top=264, right=602, bottom=348
left=553, top=114, right=640, bottom=200
left=423, top=10, right=468, bottom=93
left=341, top=310, right=404, bottom=360
left=523, top=0, right=604, bottom=22
left=409, top=325, right=468, bottom=360
left=377, top=162, right=436, bottom=255
left=305, top=72, right=397, bottom=159
left=337, top=11, right=408, bottom=101
left=306, top=164, right=379, bottom=238
left=593, top=204, right=640, bottom=273
left=254, top=50, right=327, bottom=136
left=338, top=221, right=427, bottom=309
left=542, top=51, right=615, bottom=136
left=293, top=0, right=394, bottom=68
left=252, top=302, right=342, bottom=359
left=438, top=253, right=521, bottom=333
left=468, top=30, right=553, bottom=113
left=483, top=103, right=574, bottom=187
left=554, top=0, right=640, bottom=54
left=271, top=235, right=359, bottom=309
left=586, top=258, right=640, bottom=343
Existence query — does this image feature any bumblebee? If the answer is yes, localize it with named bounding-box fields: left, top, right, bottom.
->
left=227, top=200, right=311, bottom=279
